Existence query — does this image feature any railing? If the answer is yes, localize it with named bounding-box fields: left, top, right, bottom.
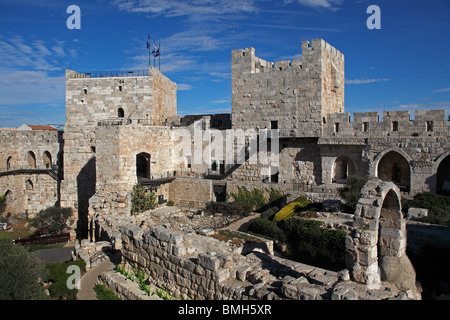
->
left=0, top=165, right=60, bottom=181
left=14, top=233, right=70, bottom=245
left=97, top=118, right=168, bottom=127
left=69, top=70, right=148, bottom=79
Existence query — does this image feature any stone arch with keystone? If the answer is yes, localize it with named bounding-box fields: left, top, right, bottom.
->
left=345, top=178, right=419, bottom=297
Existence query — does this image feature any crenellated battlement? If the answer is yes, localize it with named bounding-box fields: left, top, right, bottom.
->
left=231, top=39, right=344, bottom=76
left=323, top=109, right=449, bottom=137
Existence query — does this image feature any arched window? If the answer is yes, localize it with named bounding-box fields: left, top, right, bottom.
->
left=118, top=108, right=125, bottom=118
left=43, top=151, right=52, bottom=169
left=25, top=179, right=33, bottom=191
left=27, top=151, right=36, bottom=169
left=6, top=156, right=12, bottom=170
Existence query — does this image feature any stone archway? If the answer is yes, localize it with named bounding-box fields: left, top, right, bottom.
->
left=136, top=152, right=151, bottom=179
left=436, top=154, right=450, bottom=195
left=375, top=150, right=411, bottom=192
left=345, top=179, right=418, bottom=297
left=332, top=155, right=356, bottom=183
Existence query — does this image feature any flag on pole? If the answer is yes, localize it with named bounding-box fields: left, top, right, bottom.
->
left=155, top=44, right=160, bottom=57
left=152, top=40, right=157, bottom=54
left=146, top=33, right=150, bottom=49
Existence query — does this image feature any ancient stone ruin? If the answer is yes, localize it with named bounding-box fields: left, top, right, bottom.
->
left=1, top=38, right=448, bottom=300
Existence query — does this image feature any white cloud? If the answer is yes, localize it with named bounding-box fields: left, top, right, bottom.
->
left=0, top=34, right=74, bottom=71
left=212, top=99, right=229, bottom=104
left=177, top=83, right=194, bottom=91
left=112, top=0, right=257, bottom=18
left=434, top=87, right=450, bottom=93
left=287, top=0, right=344, bottom=10
left=345, top=78, right=390, bottom=85
left=0, top=69, right=65, bottom=105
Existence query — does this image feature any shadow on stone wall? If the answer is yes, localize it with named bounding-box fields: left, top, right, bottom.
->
left=77, top=157, right=96, bottom=239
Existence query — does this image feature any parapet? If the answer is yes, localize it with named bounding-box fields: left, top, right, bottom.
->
left=232, top=38, right=343, bottom=75
left=322, top=109, right=449, bottom=138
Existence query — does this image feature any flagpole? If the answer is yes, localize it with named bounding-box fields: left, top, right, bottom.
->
left=153, top=40, right=156, bottom=68
left=159, top=43, right=161, bottom=71
left=147, top=33, right=151, bottom=68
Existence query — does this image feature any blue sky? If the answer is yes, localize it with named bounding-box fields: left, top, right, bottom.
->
left=0, top=0, right=449, bottom=127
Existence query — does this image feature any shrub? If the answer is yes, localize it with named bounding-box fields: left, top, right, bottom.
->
left=205, top=201, right=246, bottom=216
left=32, top=206, right=73, bottom=236
left=338, top=176, right=371, bottom=213
left=280, top=218, right=347, bottom=270
left=45, top=260, right=86, bottom=300
left=167, top=200, right=175, bottom=206
left=131, top=183, right=157, bottom=215
left=248, top=217, right=286, bottom=242
left=0, top=194, right=6, bottom=216
left=273, top=197, right=310, bottom=222
left=260, top=206, right=280, bottom=220
left=94, top=284, right=121, bottom=300
left=407, top=192, right=450, bottom=227
left=229, top=186, right=275, bottom=214
left=266, top=187, right=283, bottom=204
left=0, top=239, right=46, bottom=300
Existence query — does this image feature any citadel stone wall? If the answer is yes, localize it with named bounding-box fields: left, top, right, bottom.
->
left=0, top=127, right=61, bottom=217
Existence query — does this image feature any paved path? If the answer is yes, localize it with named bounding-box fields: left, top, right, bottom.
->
left=34, top=247, right=75, bottom=264
left=77, top=259, right=115, bottom=300
left=221, top=213, right=260, bottom=232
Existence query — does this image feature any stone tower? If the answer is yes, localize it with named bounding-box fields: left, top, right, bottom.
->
left=231, top=39, right=344, bottom=137
left=60, top=67, right=177, bottom=237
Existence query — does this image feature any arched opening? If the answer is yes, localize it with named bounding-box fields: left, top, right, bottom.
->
left=378, top=189, right=403, bottom=261
left=436, top=155, right=450, bottom=195
left=6, top=156, right=12, bottom=170
left=3, top=190, right=12, bottom=216
left=43, top=151, right=52, bottom=169
left=27, top=151, right=36, bottom=169
left=332, top=155, right=355, bottom=183
left=25, top=179, right=33, bottom=191
left=136, top=152, right=151, bottom=180
left=377, top=151, right=410, bottom=192
left=118, top=108, right=125, bottom=118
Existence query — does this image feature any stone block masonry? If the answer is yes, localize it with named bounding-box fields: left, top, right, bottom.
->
left=0, top=127, right=61, bottom=217
left=232, top=39, right=344, bottom=137
left=87, top=213, right=416, bottom=300
left=61, top=67, right=177, bottom=237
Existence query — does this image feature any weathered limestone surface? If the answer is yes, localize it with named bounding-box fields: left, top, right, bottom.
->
left=345, top=179, right=420, bottom=299
left=79, top=209, right=418, bottom=300
left=0, top=127, right=61, bottom=217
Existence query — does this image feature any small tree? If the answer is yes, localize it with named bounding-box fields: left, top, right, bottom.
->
left=0, top=194, right=6, bottom=217
left=32, top=207, right=73, bottom=236
left=131, top=183, right=157, bottom=215
left=0, top=239, right=46, bottom=300
left=338, top=176, right=371, bottom=213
